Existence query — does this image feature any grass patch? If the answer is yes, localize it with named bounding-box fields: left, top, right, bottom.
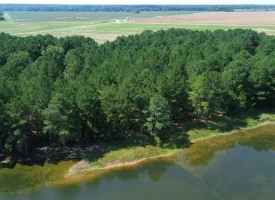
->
left=91, top=161, right=105, bottom=169
left=98, top=146, right=178, bottom=165
left=84, top=134, right=181, bottom=168
left=6, top=11, right=202, bottom=22
left=186, top=109, right=275, bottom=141
left=83, top=109, right=275, bottom=171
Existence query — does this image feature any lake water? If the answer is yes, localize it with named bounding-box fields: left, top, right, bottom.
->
left=1, top=124, right=275, bottom=200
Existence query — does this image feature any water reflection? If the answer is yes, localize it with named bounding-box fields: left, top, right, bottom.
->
left=183, top=124, right=275, bottom=167
left=238, top=135, right=275, bottom=152
left=3, top=124, right=275, bottom=200
left=100, top=159, right=174, bottom=182
left=203, top=145, right=275, bottom=199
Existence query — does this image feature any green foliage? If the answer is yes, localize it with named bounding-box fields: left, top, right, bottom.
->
left=189, top=71, right=222, bottom=120
left=43, top=93, right=80, bottom=147
left=144, top=95, right=171, bottom=145
left=0, top=28, right=275, bottom=152
left=133, top=9, right=140, bottom=14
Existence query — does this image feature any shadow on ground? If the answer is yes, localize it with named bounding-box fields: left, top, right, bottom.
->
left=1, top=108, right=274, bottom=169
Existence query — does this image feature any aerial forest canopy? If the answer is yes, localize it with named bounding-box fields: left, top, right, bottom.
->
left=0, top=29, right=275, bottom=153
left=1, top=4, right=275, bottom=12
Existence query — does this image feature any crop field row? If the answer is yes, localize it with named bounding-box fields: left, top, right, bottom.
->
left=1, top=11, right=275, bottom=43
left=6, top=11, right=201, bottom=22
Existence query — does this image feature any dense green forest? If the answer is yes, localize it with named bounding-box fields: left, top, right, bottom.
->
left=1, top=4, right=275, bottom=12
left=0, top=29, right=275, bottom=153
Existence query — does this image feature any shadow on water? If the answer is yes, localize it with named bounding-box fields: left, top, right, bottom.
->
left=100, top=158, right=175, bottom=182
left=182, top=124, right=275, bottom=167
left=0, top=133, right=181, bottom=195
left=2, top=124, right=275, bottom=198
left=1, top=109, right=275, bottom=196
left=238, top=133, right=275, bottom=152
left=55, top=158, right=176, bottom=196
left=5, top=158, right=180, bottom=200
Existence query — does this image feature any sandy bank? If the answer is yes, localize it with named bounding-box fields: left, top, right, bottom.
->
left=65, top=153, right=177, bottom=177
left=66, top=122, right=275, bottom=177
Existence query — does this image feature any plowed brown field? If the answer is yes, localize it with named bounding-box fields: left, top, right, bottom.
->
left=135, top=12, right=275, bottom=25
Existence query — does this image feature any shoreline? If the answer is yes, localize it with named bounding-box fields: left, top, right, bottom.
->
left=65, top=152, right=178, bottom=177
left=190, top=121, right=275, bottom=143
left=65, top=121, right=275, bottom=177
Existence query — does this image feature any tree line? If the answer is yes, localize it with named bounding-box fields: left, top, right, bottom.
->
left=1, top=4, right=275, bottom=12
left=0, top=11, right=4, bottom=21
left=0, top=28, right=275, bottom=152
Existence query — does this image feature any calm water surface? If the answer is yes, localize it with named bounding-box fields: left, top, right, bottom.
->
left=2, top=125, right=275, bottom=200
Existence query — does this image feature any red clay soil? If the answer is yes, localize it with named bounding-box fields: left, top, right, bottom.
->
left=135, top=12, right=275, bottom=25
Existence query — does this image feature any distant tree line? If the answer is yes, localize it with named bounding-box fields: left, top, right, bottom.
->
left=0, top=28, right=275, bottom=153
left=0, top=4, right=275, bottom=12
left=0, top=11, right=4, bottom=21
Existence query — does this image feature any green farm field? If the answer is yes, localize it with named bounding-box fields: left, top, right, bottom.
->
left=1, top=11, right=275, bottom=43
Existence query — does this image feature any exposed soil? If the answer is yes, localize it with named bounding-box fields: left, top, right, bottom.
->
left=135, top=12, right=275, bottom=25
